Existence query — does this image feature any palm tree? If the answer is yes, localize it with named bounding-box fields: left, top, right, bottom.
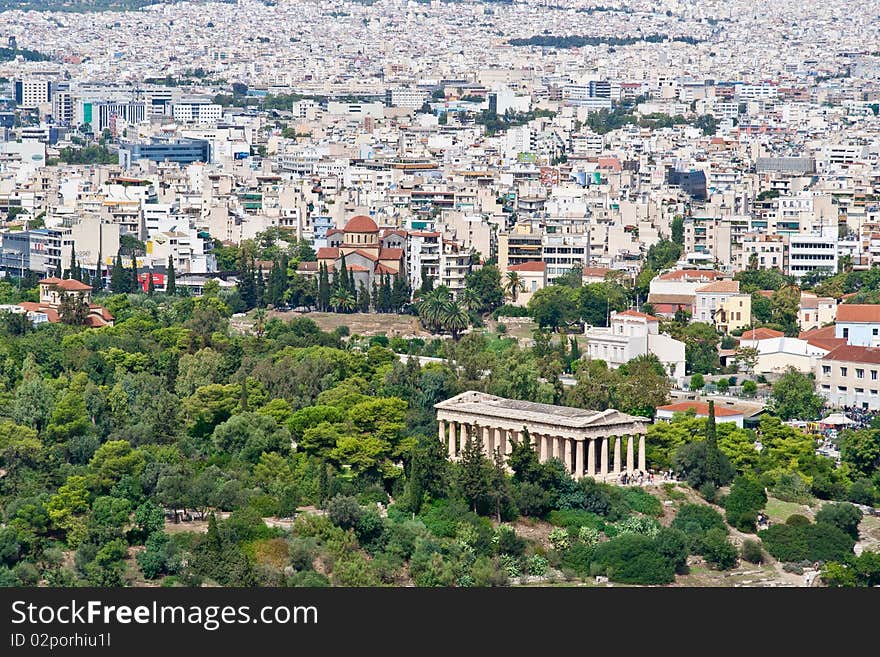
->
left=459, top=287, right=481, bottom=313
left=330, top=289, right=356, bottom=313
left=417, top=287, right=450, bottom=332
left=504, top=271, right=524, bottom=303
left=253, top=308, right=267, bottom=338
left=441, top=300, right=469, bottom=339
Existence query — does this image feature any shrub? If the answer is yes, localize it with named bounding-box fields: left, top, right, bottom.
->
left=496, top=323, right=507, bottom=334
left=771, top=472, right=812, bottom=503
left=785, top=514, right=811, bottom=527
left=741, top=539, right=764, bottom=564
left=614, top=515, right=660, bottom=538
left=742, top=380, right=757, bottom=396
left=546, top=509, right=603, bottom=530
left=701, top=528, right=737, bottom=570
left=653, top=527, right=689, bottom=573
left=724, top=477, right=767, bottom=532
left=847, top=478, right=877, bottom=506
left=577, top=526, right=600, bottom=547
left=671, top=504, right=726, bottom=549
left=334, top=325, right=350, bottom=337
left=591, top=534, right=675, bottom=585
left=698, top=482, right=718, bottom=504
left=760, top=522, right=854, bottom=563
left=326, top=495, right=363, bottom=530
left=621, top=487, right=663, bottom=516
left=560, top=543, right=594, bottom=578
left=495, top=526, right=526, bottom=557
left=815, top=502, right=863, bottom=540
left=548, top=527, right=570, bottom=552
left=526, top=554, right=548, bottom=577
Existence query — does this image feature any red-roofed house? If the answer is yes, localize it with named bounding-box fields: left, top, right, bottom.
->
left=584, top=309, right=685, bottom=380
left=655, top=402, right=745, bottom=427
left=505, top=261, right=547, bottom=307
left=17, top=278, right=114, bottom=328
left=834, top=304, right=880, bottom=346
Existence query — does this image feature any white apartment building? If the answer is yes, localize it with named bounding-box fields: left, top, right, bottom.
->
left=584, top=310, right=686, bottom=381
left=385, top=88, right=428, bottom=109
left=788, top=233, right=838, bottom=278
left=171, top=103, right=223, bottom=125
left=693, top=280, right=742, bottom=324
left=16, top=79, right=51, bottom=109
left=738, top=233, right=785, bottom=271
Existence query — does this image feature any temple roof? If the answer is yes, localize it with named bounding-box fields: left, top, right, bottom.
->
left=434, top=391, right=648, bottom=430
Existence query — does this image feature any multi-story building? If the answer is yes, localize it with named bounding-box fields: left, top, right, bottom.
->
left=14, top=79, right=51, bottom=109
left=834, top=305, right=880, bottom=347
left=584, top=310, right=685, bottom=381
left=788, top=232, right=838, bottom=279
left=693, top=280, right=743, bottom=325
left=817, top=345, right=880, bottom=410
left=171, top=103, right=223, bottom=125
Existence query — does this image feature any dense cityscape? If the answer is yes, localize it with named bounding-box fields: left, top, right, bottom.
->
left=0, top=0, right=878, bottom=589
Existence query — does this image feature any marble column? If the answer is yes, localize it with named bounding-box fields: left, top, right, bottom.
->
left=575, top=440, right=584, bottom=479
left=564, top=438, right=573, bottom=474
left=488, top=427, right=497, bottom=455
left=587, top=438, right=596, bottom=477
left=482, top=425, right=491, bottom=456
left=613, top=436, right=622, bottom=474
left=505, top=430, right=513, bottom=457
left=459, top=422, right=468, bottom=456
left=441, top=421, right=455, bottom=459
left=498, top=429, right=507, bottom=456
left=537, top=433, right=545, bottom=461
left=600, top=437, right=609, bottom=476
left=638, top=434, right=646, bottom=473
left=627, top=434, right=635, bottom=473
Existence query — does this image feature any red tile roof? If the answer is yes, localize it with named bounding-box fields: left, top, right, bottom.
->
left=657, top=402, right=743, bottom=417
left=378, top=248, right=404, bottom=260
left=822, top=345, right=880, bottom=365
left=836, top=304, right=880, bottom=323
left=509, top=261, right=546, bottom=272
left=696, top=280, right=740, bottom=294
left=582, top=266, right=612, bottom=278
left=40, top=277, right=92, bottom=292
left=346, top=264, right=370, bottom=272
left=799, top=325, right=846, bottom=351
left=658, top=270, right=725, bottom=282
left=375, top=263, right=398, bottom=275
left=317, top=247, right=340, bottom=259
left=740, top=327, right=783, bottom=340
left=344, top=214, right=379, bottom=233
left=615, top=309, right=660, bottom=322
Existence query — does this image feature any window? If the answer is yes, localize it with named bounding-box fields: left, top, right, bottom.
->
left=822, top=384, right=831, bottom=390
left=874, top=328, right=879, bottom=336
left=843, top=328, right=849, bottom=338
left=873, top=370, right=877, bottom=380
left=841, top=367, right=848, bottom=377
left=856, top=388, right=864, bottom=394
left=857, top=369, right=865, bottom=379
left=838, top=386, right=847, bottom=392
left=822, top=365, right=831, bottom=376
left=872, top=390, right=878, bottom=396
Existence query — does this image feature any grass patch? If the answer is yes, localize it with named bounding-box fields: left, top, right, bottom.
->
left=764, top=497, right=811, bottom=524
left=546, top=509, right=605, bottom=530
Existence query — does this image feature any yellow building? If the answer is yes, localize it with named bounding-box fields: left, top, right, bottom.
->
left=715, top=293, right=752, bottom=334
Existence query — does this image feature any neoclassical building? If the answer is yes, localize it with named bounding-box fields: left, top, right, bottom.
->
left=435, top=391, right=649, bottom=483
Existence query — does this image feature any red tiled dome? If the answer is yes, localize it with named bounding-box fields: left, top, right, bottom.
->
left=344, top=214, right=379, bottom=232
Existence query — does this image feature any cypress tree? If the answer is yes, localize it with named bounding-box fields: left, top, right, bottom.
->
left=110, top=251, right=128, bottom=293
left=391, top=270, right=405, bottom=312
left=130, top=253, right=139, bottom=293
left=255, top=262, right=265, bottom=307
left=69, top=247, right=78, bottom=281
left=336, top=253, right=348, bottom=292
left=379, top=274, right=391, bottom=312
left=704, top=400, right=722, bottom=485
left=318, top=262, right=329, bottom=311
left=357, top=281, right=369, bottom=312
left=371, top=277, right=379, bottom=312
left=420, top=264, right=433, bottom=294
left=569, top=337, right=581, bottom=367
left=238, top=255, right=255, bottom=309
left=347, top=263, right=356, bottom=294
left=166, top=256, right=176, bottom=296
left=147, top=271, right=155, bottom=296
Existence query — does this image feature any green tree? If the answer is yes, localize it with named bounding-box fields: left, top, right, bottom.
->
left=671, top=216, right=684, bottom=245
left=815, top=502, right=863, bottom=541
left=166, top=256, right=176, bottom=296
left=528, top=285, right=579, bottom=331
left=456, top=427, right=490, bottom=513
left=464, top=264, right=503, bottom=313
left=769, top=368, right=824, bottom=420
